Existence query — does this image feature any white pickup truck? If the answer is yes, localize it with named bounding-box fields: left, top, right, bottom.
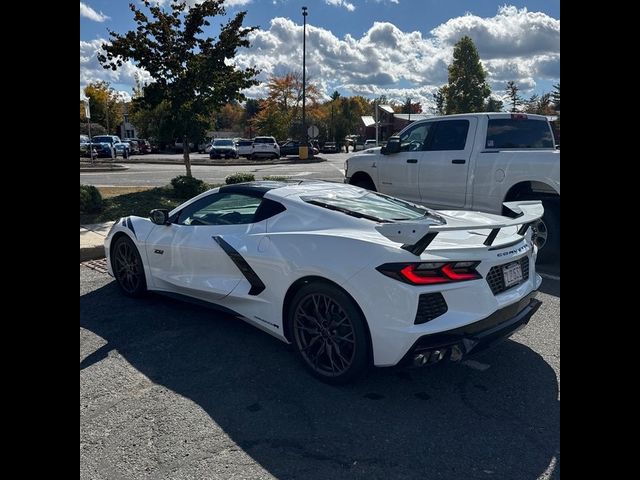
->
left=345, top=112, right=560, bottom=261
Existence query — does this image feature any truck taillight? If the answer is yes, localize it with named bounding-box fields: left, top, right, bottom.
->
left=511, top=113, right=528, bottom=120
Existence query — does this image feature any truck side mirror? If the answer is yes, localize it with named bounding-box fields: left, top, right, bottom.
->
left=381, top=136, right=401, bottom=155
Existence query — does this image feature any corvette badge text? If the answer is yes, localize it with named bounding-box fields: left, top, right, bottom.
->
left=496, top=243, right=530, bottom=258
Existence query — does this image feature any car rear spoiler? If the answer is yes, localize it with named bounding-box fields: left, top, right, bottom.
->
left=375, top=200, right=544, bottom=256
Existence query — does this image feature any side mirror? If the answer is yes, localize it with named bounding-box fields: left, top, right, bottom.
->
left=381, top=136, right=401, bottom=155
left=150, top=209, right=170, bottom=225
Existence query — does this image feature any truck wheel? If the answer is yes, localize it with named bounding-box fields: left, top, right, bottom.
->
left=350, top=177, right=376, bottom=191
left=527, top=197, right=559, bottom=264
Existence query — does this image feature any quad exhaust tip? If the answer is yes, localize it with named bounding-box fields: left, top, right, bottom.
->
left=412, top=345, right=465, bottom=367
left=413, top=349, right=446, bottom=367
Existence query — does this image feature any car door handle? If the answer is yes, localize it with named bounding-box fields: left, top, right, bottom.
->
left=407, top=159, right=417, bottom=164
left=452, top=159, right=466, bottom=164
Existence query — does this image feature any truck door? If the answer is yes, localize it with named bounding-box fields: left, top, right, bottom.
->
left=418, top=118, right=477, bottom=208
left=376, top=121, right=435, bottom=204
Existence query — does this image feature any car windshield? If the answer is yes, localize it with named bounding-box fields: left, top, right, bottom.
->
left=214, top=139, right=234, bottom=146
left=302, top=190, right=444, bottom=223
left=254, top=137, right=274, bottom=144
left=92, top=136, right=112, bottom=143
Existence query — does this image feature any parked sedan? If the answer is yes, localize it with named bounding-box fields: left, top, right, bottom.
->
left=209, top=138, right=239, bottom=159
left=105, top=181, right=543, bottom=384
left=321, top=141, right=340, bottom=153
left=279, top=140, right=319, bottom=157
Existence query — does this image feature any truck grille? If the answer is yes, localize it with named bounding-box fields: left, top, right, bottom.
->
left=414, top=293, right=448, bottom=325
left=486, top=256, right=530, bottom=295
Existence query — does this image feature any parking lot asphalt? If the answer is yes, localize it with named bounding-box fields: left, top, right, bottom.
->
left=81, top=265, right=560, bottom=479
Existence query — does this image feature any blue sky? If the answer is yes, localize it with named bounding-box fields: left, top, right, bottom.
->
left=80, top=0, right=560, bottom=110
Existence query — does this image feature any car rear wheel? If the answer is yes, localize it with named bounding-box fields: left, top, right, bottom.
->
left=111, top=235, right=147, bottom=297
left=288, top=282, right=369, bottom=384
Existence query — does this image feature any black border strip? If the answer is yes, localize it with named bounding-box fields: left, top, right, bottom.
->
left=126, top=217, right=137, bottom=239
left=212, top=236, right=266, bottom=295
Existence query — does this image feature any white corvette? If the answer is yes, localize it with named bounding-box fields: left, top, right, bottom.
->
left=105, top=181, right=543, bottom=383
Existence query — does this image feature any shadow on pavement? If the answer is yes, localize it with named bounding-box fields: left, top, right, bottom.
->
left=81, top=282, right=559, bottom=479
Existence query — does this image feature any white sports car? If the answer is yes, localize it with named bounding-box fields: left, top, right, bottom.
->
left=105, top=181, right=543, bottom=383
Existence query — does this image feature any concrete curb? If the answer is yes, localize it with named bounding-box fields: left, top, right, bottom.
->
left=80, top=245, right=105, bottom=262
left=113, top=156, right=326, bottom=166
left=80, top=164, right=129, bottom=172
left=80, top=222, right=114, bottom=262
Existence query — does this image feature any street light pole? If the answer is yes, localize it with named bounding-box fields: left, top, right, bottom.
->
left=374, top=99, right=379, bottom=146
left=302, top=6, right=308, bottom=144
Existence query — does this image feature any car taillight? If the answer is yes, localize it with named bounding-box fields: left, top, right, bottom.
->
left=376, top=261, right=481, bottom=285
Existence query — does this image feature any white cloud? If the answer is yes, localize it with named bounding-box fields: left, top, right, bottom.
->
left=325, top=0, right=356, bottom=12
left=80, top=39, right=153, bottom=98
left=80, top=6, right=559, bottom=108
left=430, top=6, right=559, bottom=59
left=80, top=2, right=110, bottom=22
left=231, top=6, right=559, bottom=104
left=152, top=0, right=252, bottom=6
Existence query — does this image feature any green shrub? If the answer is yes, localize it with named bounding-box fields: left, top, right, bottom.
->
left=225, top=172, right=255, bottom=184
left=80, top=185, right=103, bottom=213
left=170, top=175, right=208, bottom=198
left=262, top=175, right=290, bottom=181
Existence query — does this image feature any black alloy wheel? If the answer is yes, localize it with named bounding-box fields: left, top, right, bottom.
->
left=289, top=283, right=368, bottom=383
left=111, top=235, right=147, bottom=297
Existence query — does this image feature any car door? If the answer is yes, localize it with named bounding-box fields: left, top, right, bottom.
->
left=418, top=118, right=477, bottom=208
left=376, top=121, right=435, bottom=203
left=144, top=192, right=265, bottom=302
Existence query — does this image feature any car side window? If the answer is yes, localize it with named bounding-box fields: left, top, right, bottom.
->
left=176, top=193, right=263, bottom=226
left=427, top=120, right=470, bottom=151
left=399, top=122, right=433, bottom=152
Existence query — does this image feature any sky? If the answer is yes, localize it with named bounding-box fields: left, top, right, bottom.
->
left=80, top=0, right=560, bottom=111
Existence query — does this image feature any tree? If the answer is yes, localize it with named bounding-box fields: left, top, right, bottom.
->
left=98, top=0, right=259, bottom=177
left=213, top=102, right=245, bottom=131
left=484, top=97, right=504, bottom=112
left=506, top=81, right=522, bottom=112
left=395, top=97, right=422, bottom=114
left=80, top=122, right=107, bottom=136
left=251, top=72, right=321, bottom=140
left=551, top=83, right=560, bottom=111
left=443, top=36, right=490, bottom=114
left=524, top=92, right=555, bottom=116
left=433, top=87, right=447, bottom=115
left=80, top=81, right=123, bottom=133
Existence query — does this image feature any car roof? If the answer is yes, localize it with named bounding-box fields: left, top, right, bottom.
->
left=217, top=180, right=365, bottom=201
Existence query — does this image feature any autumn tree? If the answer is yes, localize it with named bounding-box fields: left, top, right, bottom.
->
left=80, top=81, right=124, bottom=133
left=98, top=0, right=259, bottom=177
left=251, top=72, right=321, bottom=140
left=506, top=81, right=522, bottom=112
left=443, top=36, right=491, bottom=114
left=524, top=92, right=555, bottom=116
left=394, top=97, right=422, bottom=114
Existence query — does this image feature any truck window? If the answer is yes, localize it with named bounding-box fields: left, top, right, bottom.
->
left=399, top=122, right=433, bottom=152
left=428, top=120, right=469, bottom=151
left=486, top=119, right=554, bottom=149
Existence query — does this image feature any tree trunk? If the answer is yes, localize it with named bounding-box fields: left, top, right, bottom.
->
left=183, top=135, right=192, bottom=177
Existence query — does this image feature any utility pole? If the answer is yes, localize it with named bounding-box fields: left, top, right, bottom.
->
left=374, top=99, right=379, bottom=146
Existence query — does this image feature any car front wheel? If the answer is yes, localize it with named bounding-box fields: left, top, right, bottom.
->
left=111, top=235, right=147, bottom=297
left=288, top=282, right=369, bottom=384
